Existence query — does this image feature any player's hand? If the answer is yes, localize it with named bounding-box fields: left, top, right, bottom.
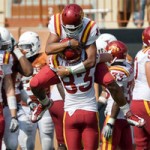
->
left=9, top=117, right=19, bottom=132
left=69, top=39, right=79, bottom=48
left=99, top=53, right=113, bottom=63
left=102, top=123, right=113, bottom=140
left=56, top=66, right=70, bottom=77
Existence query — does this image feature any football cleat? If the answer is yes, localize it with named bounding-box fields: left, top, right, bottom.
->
left=125, top=111, right=145, bottom=127
left=31, top=100, right=53, bottom=123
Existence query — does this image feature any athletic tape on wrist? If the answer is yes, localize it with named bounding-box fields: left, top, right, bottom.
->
left=7, top=96, right=17, bottom=109
left=108, top=117, right=115, bottom=125
left=13, top=48, right=24, bottom=60
left=67, top=62, right=86, bottom=74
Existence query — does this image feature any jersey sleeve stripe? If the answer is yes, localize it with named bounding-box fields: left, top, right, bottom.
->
left=80, top=20, right=95, bottom=44
left=54, top=14, right=61, bottom=37
left=52, top=54, right=59, bottom=68
left=3, top=52, right=10, bottom=64
left=109, top=66, right=130, bottom=77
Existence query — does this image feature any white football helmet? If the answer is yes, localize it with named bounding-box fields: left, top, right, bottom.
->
left=96, top=38, right=107, bottom=54
left=96, top=33, right=117, bottom=54
left=18, top=31, right=40, bottom=58
left=0, top=27, right=12, bottom=51
left=99, top=33, right=117, bottom=44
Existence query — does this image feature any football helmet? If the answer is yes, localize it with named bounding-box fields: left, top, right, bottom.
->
left=96, top=38, right=107, bottom=54
left=59, top=38, right=82, bottom=64
left=0, top=27, right=12, bottom=51
left=99, top=33, right=117, bottom=44
left=142, top=26, right=150, bottom=47
left=106, top=40, right=128, bottom=63
left=18, top=31, right=40, bottom=58
left=61, top=4, right=84, bottom=37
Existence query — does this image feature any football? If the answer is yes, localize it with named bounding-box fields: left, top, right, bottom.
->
left=60, top=38, right=81, bottom=63
left=63, top=47, right=78, bottom=60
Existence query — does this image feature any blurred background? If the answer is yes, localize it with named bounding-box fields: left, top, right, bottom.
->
left=0, top=0, right=148, bottom=57
left=0, top=0, right=148, bottom=56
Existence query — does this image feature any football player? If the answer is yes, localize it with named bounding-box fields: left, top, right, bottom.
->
left=3, top=30, right=33, bottom=150
left=16, top=31, right=55, bottom=150
left=100, top=40, right=134, bottom=150
left=0, top=27, right=21, bottom=149
left=30, top=4, right=145, bottom=128
left=48, top=38, right=100, bottom=149
left=130, top=26, right=150, bottom=149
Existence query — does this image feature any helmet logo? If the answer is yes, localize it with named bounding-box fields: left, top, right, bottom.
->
left=109, top=45, right=119, bottom=53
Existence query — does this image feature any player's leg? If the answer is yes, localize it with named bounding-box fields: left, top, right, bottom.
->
left=119, top=120, right=133, bottom=150
left=63, top=111, right=83, bottom=150
left=38, top=110, right=54, bottom=150
left=49, top=100, right=67, bottom=150
left=30, top=65, right=60, bottom=100
left=130, top=100, right=150, bottom=149
left=3, top=106, right=19, bottom=150
left=18, top=106, right=37, bottom=150
left=0, top=104, right=5, bottom=150
left=82, top=111, right=99, bottom=150
left=30, top=65, right=60, bottom=122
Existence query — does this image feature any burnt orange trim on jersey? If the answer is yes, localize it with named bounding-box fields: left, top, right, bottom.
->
left=109, top=66, right=130, bottom=77
left=3, top=52, right=10, bottom=64
left=144, top=100, right=150, bottom=116
left=32, top=52, right=47, bottom=67
left=63, top=112, right=68, bottom=149
left=54, top=13, right=61, bottom=37
left=101, top=115, right=113, bottom=150
left=80, top=20, right=95, bottom=44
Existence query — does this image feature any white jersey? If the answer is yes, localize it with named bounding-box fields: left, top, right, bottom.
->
left=49, top=50, right=97, bottom=116
left=105, top=61, right=134, bottom=119
left=133, top=47, right=150, bottom=101
left=50, top=85, right=63, bottom=101
left=0, top=51, right=13, bottom=102
left=48, top=14, right=100, bottom=46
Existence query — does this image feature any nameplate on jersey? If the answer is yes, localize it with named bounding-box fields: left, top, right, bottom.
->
left=0, top=51, right=11, bottom=65
left=80, top=20, right=95, bottom=45
left=54, top=13, right=62, bottom=37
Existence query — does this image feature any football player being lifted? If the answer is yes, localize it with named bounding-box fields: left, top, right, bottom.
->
left=29, top=4, right=145, bottom=128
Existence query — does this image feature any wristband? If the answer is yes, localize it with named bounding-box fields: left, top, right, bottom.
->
left=67, top=62, right=86, bottom=74
left=13, top=48, right=24, bottom=60
left=107, top=117, right=115, bottom=125
left=7, top=96, right=17, bottom=109
left=12, top=116, right=18, bottom=120
left=107, top=123, right=113, bottom=128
